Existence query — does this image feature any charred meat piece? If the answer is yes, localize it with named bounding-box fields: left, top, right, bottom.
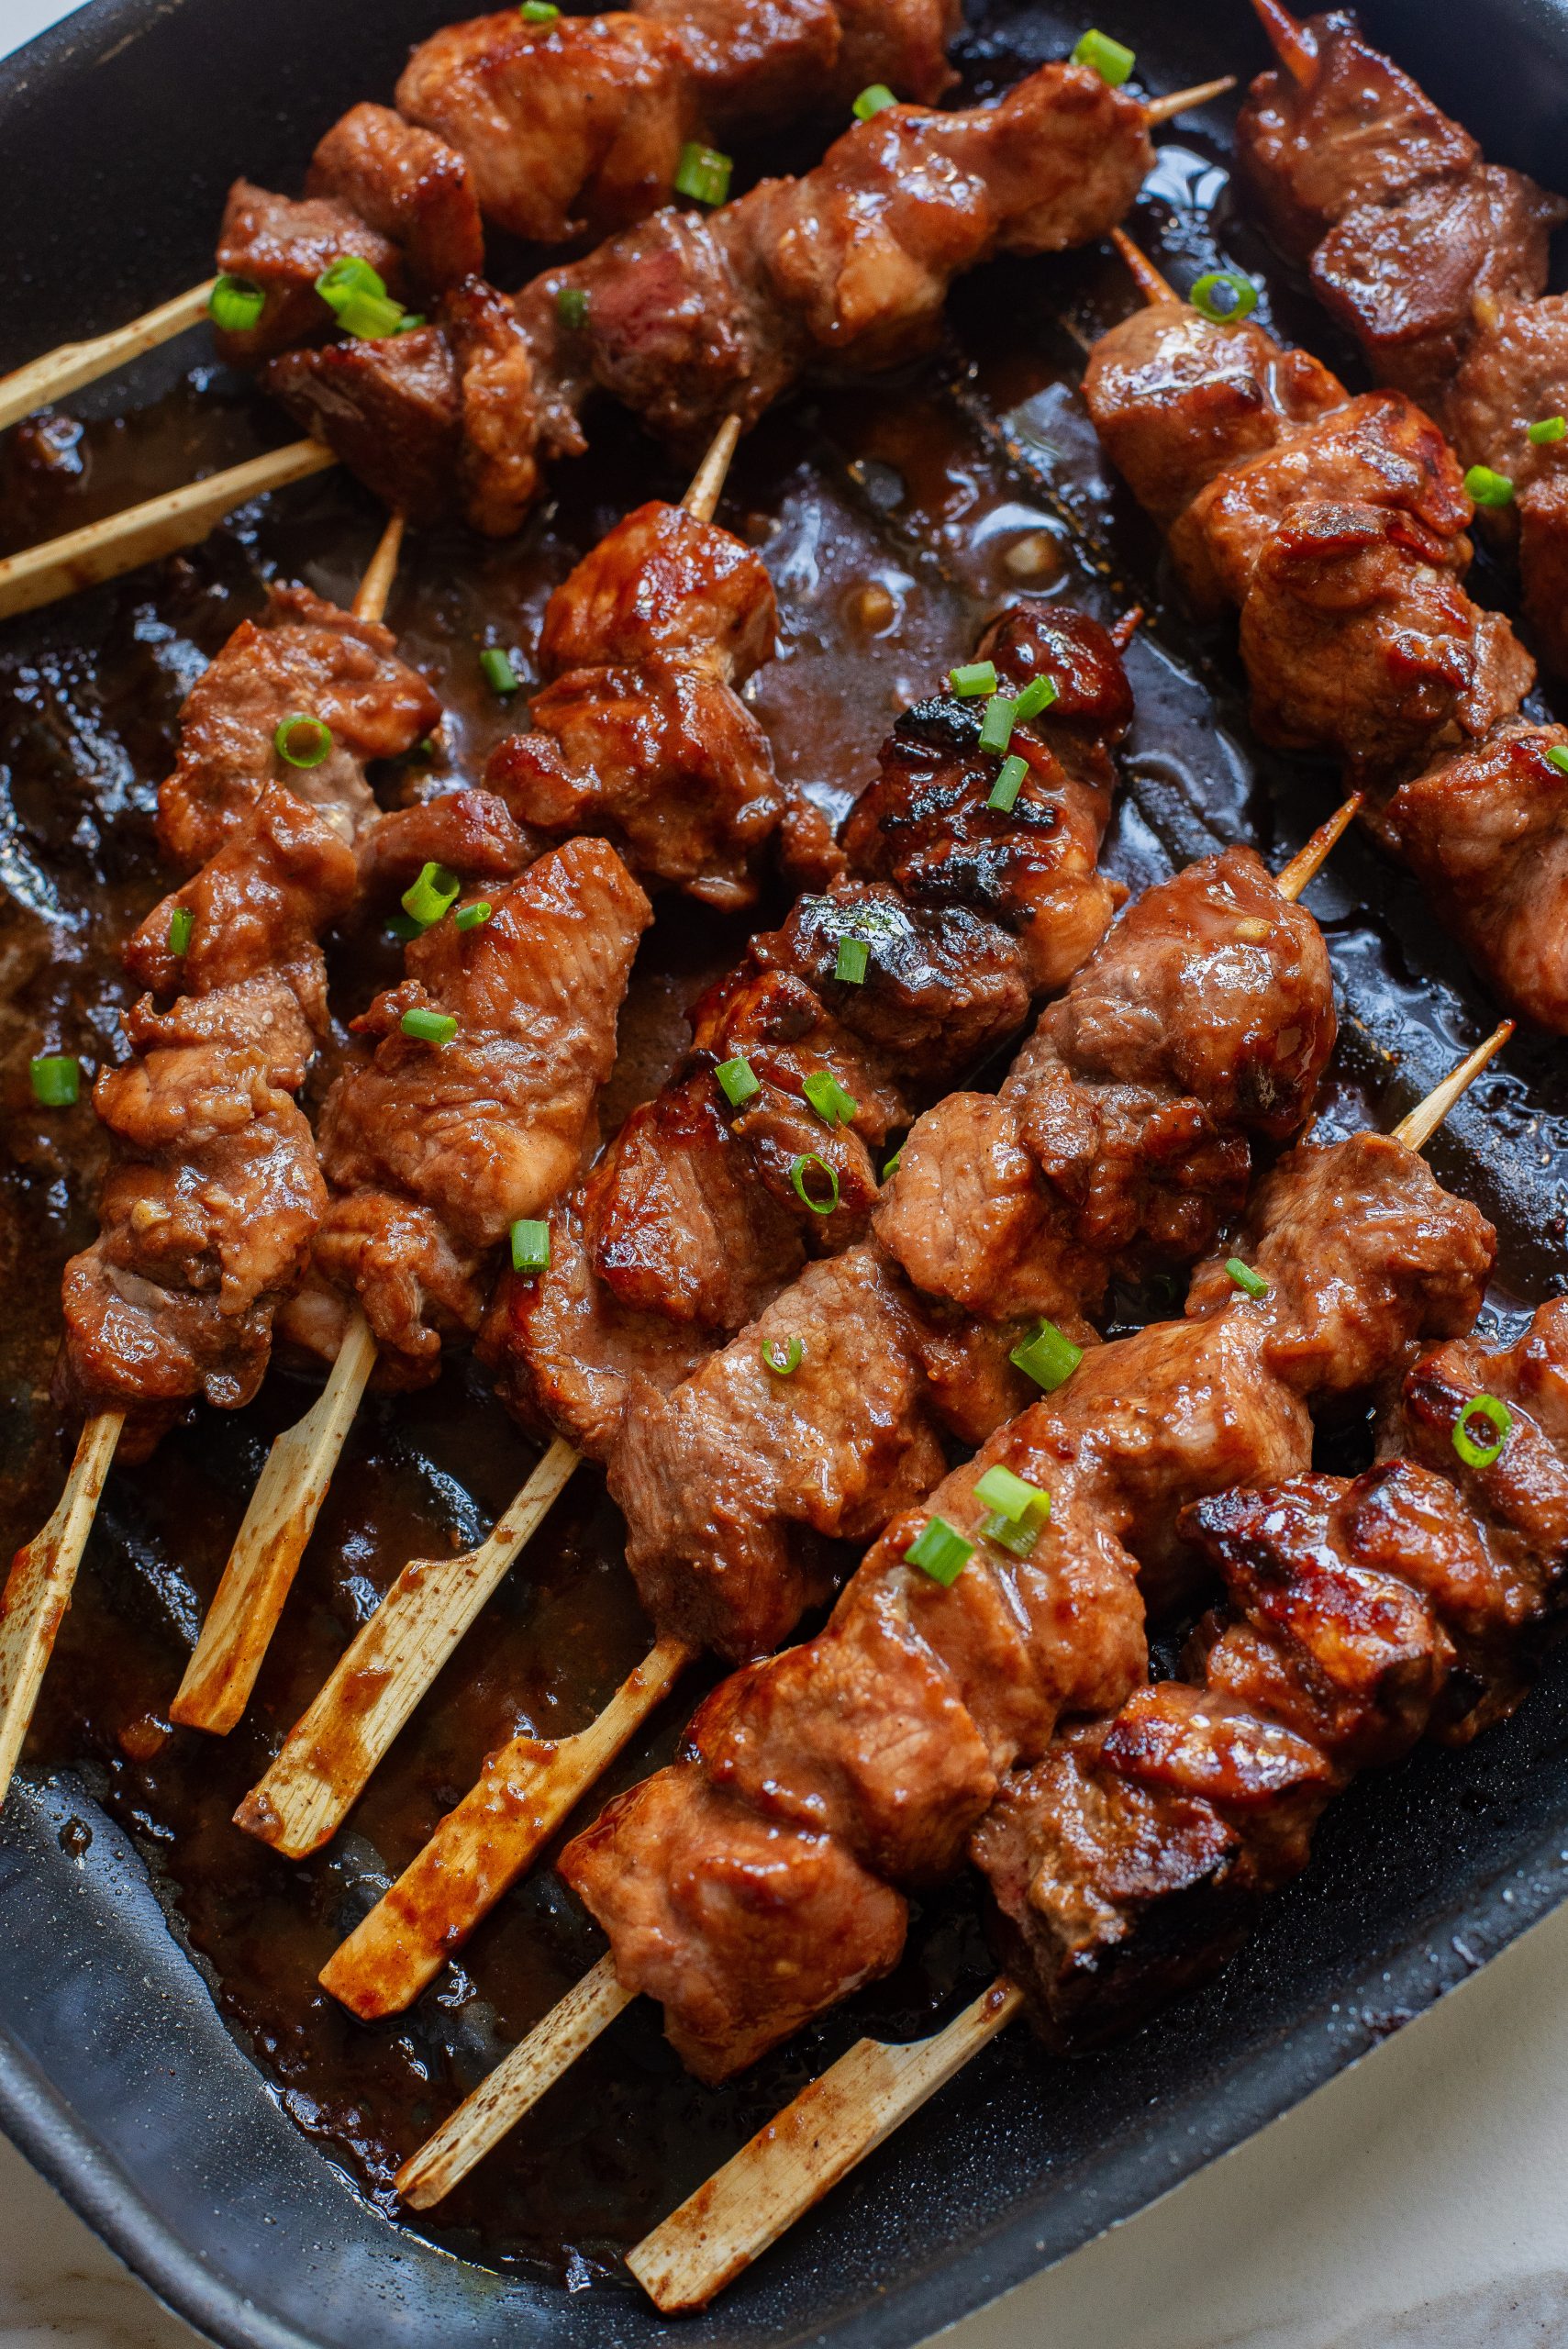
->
left=306, top=103, right=485, bottom=296
left=296, top=839, right=650, bottom=1382
left=212, top=180, right=406, bottom=367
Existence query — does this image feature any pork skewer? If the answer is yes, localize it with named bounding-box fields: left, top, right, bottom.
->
left=0, top=65, right=1230, bottom=619
left=1237, top=0, right=1568, bottom=675
left=326, top=805, right=1348, bottom=2025
left=485, top=1028, right=1509, bottom=2305
left=172, top=417, right=747, bottom=1741
left=1085, top=226, right=1568, bottom=1033
left=235, top=595, right=1137, bottom=1862
left=0, top=511, right=424, bottom=1806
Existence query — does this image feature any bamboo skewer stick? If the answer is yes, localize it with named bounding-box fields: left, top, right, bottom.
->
left=0, top=71, right=1236, bottom=469
left=384, top=811, right=1374, bottom=2200
left=0, top=1412, right=124, bottom=1807
left=607, top=1025, right=1515, bottom=2311
left=215, top=419, right=740, bottom=1814
left=0, top=440, right=337, bottom=623
left=0, top=278, right=218, bottom=435
left=1249, top=0, right=1317, bottom=85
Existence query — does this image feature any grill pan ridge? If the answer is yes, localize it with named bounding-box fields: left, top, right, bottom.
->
left=5, top=0, right=1568, bottom=2342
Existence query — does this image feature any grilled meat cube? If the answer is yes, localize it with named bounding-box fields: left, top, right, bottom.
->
left=306, top=103, right=484, bottom=295
left=537, top=499, right=776, bottom=683
left=301, top=840, right=650, bottom=1379
left=828, top=0, right=958, bottom=107
left=442, top=274, right=542, bottom=536
left=352, top=788, right=530, bottom=902
left=636, top=0, right=842, bottom=127
left=396, top=9, right=695, bottom=245
left=212, top=180, right=406, bottom=367
left=1445, top=294, right=1568, bottom=674
left=267, top=326, right=463, bottom=529
left=1237, top=498, right=1535, bottom=785
left=157, top=584, right=439, bottom=873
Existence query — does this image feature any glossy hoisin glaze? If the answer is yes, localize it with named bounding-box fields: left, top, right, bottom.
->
left=4, top=123, right=1568, bottom=2289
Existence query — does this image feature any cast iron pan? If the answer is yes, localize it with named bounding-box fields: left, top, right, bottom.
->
left=6, top=0, right=1568, bottom=2344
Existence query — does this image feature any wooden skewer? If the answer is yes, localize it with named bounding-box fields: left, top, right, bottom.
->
left=1392, top=1020, right=1513, bottom=1152
left=213, top=419, right=738, bottom=1792
left=1142, top=74, right=1236, bottom=124
left=1109, top=224, right=1179, bottom=307
left=384, top=810, right=1365, bottom=2191
left=0, top=440, right=338, bottom=624
left=0, top=1412, right=124, bottom=1807
left=1249, top=0, right=1317, bottom=85
left=0, top=278, right=218, bottom=435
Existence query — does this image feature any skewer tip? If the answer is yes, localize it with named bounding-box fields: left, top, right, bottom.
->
left=1108, top=228, right=1179, bottom=309
left=352, top=511, right=406, bottom=626
left=1249, top=0, right=1317, bottom=84
left=1143, top=73, right=1238, bottom=126
left=1393, top=1020, right=1514, bottom=1153
left=1273, top=792, right=1362, bottom=901
left=683, top=416, right=743, bottom=525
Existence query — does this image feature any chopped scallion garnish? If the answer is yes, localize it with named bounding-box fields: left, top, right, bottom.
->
left=401, top=862, right=462, bottom=930
left=853, top=82, right=897, bottom=119
left=455, top=900, right=493, bottom=931
left=1011, top=673, right=1059, bottom=724
left=1529, top=415, right=1568, bottom=445
left=1009, top=1318, right=1083, bottom=1391
left=519, top=1, right=560, bottom=17
left=835, top=935, right=870, bottom=985
left=1226, top=1256, right=1270, bottom=1299
left=29, top=1053, right=80, bottom=1108
left=1190, top=270, right=1259, bottom=325
left=480, top=647, right=520, bottom=695
left=978, top=694, right=1017, bottom=755
left=1453, top=1392, right=1512, bottom=1469
left=315, top=253, right=411, bottom=340
left=1071, top=26, right=1135, bottom=83
left=208, top=274, right=266, bottom=333
left=803, top=1068, right=859, bottom=1128
left=950, top=660, right=997, bottom=698
left=168, top=906, right=194, bottom=956
left=557, top=284, right=588, bottom=329
left=1548, top=744, right=1568, bottom=776
left=988, top=753, right=1029, bottom=813
left=401, top=1007, right=458, bottom=1045
left=716, top=1054, right=761, bottom=1108
left=790, top=1152, right=840, bottom=1215
left=976, top=1462, right=1052, bottom=1556
left=762, top=1335, right=803, bottom=1375
left=883, top=1146, right=902, bottom=1180
left=388, top=912, right=423, bottom=942
left=510, top=1218, right=550, bottom=1273
left=1464, top=463, right=1515, bottom=508
left=906, top=1514, right=973, bottom=1586
left=673, top=141, right=732, bottom=206
left=274, top=712, right=332, bottom=768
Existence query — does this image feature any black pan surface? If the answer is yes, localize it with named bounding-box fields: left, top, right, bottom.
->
left=5, top=0, right=1568, bottom=2344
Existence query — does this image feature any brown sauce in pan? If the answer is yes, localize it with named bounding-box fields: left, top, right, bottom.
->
left=4, top=151, right=1568, bottom=2287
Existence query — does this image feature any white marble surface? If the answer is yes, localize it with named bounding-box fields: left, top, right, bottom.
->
left=6, top=0, right=1568, bottom=2339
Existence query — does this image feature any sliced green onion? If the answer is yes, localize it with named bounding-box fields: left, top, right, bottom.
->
left=510, top=1218, right=550, bottom=1273
left=417, top=736, right=437, bottom=759
left=315, top=255, right=409, bottom=340
left=716, top=1054, right=761, bottom=1108
left=790, top=1152, right=840, bottom=1214
left=1071, top=26, right=1135, bottom=83
left=401, top=1007, right=458, bottom=1045
left=208, top=273, right=266, bottom=333
left=906, top=1514, right=973, bottom=1586
left=978, top=1462, right=1052, bottom=1556
left=388, top=911, right=423, bottom=942
left=673, top=141, right=732, bottom=206
left=853, top=82, right=897, bottom=119
left=480, top=647, right=520, bottom=696
left=988, top=753, right=1029, bottom=813
left=882, top=1146, right=903, bottom=1180
left=984, top=1508, right=1048, bottom=1559
left=950, top=660, right=997, bottom=697
left=167, top=906, right=194, bottom=956
left=1225, top=1256, right=1270, bottom=1299
left=835, top=935, right=870, bottom=985
left=1547, top=744, right=1568, bottom=776
left=761, top=1335, right=803, bottom=1375
left=274, top=712, right=332, bottom=768
left=803, top=1068, right=859, bottom=1127
left=1010, top=1318, right=1083, bottom=1391
left=1011, top=673, right=1059, bottom=724
left=978, top=694, right=1017, bottom=755
left=454, top=900, right=493, bottom=931
left=401, top=862, right=462, bottom=930
left=1529, top=415, right=1567, bottom=446
left=1453, top=1392, right=1512, bottom=1470
left=1464, top=463, right=1515, bottom=508
left=556, top=284, right=588, bottom=329
left=1190, top=270, right=1260, bottom=325
left=519, top=0, right=560, bottom=17
left=29, top=1053, right=80, bottom=1108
